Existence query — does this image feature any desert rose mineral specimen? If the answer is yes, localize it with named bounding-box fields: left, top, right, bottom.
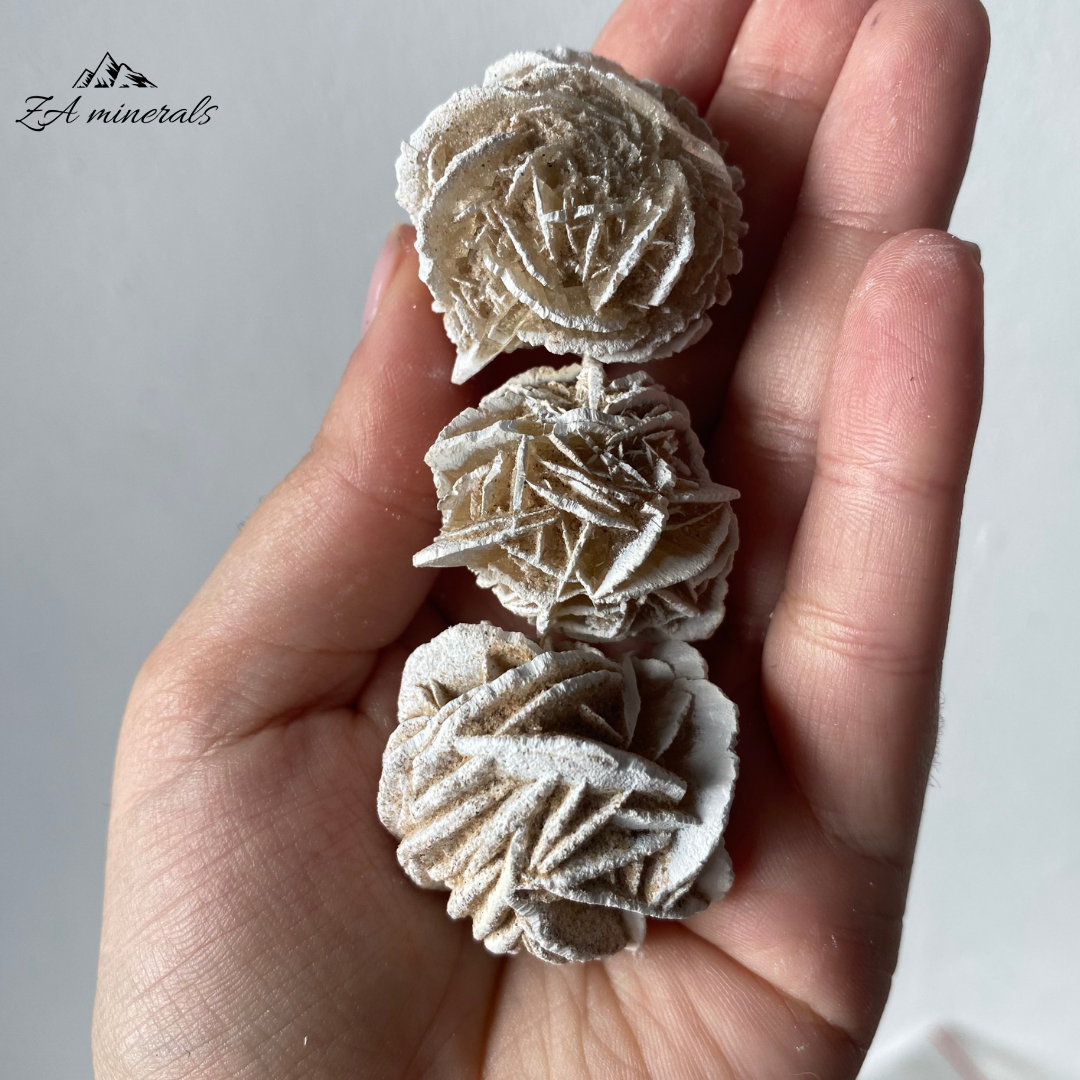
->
left=379, top=47, right=747, bottom=965
left=413, top=363, right=739, bottom=642
left=396, top=47, right=746, bottom=382
left=377, top=622, right=739, bottom=962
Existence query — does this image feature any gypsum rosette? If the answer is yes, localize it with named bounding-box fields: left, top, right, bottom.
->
left=377, top=622, right=738, bottom=963
left=414, top=362, right=739, bottom=643
left=396, top=47, right=747, bottom=383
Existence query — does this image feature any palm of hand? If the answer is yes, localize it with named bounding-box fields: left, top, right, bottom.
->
left=92, top=1, right=990, bottom=1077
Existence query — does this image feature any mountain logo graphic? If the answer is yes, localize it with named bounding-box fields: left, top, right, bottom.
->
left=73, top=52, right=156, bottom=89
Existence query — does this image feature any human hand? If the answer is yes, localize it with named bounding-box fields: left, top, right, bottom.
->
left=91, top=0, right=990, bottom=1076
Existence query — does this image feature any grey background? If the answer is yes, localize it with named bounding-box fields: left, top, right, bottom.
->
left=1, top=0, right=1077, bottom=1076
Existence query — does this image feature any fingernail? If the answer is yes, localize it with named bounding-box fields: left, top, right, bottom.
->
left=362, top=225, right=407, bottom=333
left=962, top=240, right=982, bottom=265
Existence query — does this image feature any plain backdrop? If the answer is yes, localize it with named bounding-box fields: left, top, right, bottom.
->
left=1, top=1, right=1077, bottom=1077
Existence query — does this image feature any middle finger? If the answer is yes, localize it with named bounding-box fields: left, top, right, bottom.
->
left=640, top=0, right=878, bottom=427
left=710, top=0, right=990, bottom=658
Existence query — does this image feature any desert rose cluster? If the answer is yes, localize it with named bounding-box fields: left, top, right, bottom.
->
left=377, top=48, right=748, bottom=963
left=397, top=48, right=746, bottom=383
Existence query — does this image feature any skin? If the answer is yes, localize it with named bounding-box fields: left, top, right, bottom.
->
left=91, top=0, right=991, bottom=1076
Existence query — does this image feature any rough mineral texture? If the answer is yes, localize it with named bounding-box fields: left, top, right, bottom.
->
left=377, top=622, right=739, bottom=962
left=396, top=47, right=747, bottom=383
left=414, top=362, right=739, bottom=643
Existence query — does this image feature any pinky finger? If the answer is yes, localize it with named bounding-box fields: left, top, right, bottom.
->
left=764, top=229, right=984, bottom=869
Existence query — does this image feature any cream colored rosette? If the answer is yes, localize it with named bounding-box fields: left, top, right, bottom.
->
left=414, top=363, right=739, bottom=643
left=377, top=623, right=739, bottom=963
left=396, top=47, right=746, bottom=383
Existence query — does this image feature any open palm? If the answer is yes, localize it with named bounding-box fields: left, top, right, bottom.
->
left=92, top=0, right=990, bottom=1076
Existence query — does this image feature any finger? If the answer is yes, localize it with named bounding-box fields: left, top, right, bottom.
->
left=767, top=229, right=983, bottom=863
left=686, top=231, right=982, bottom=1042
left=712, top=0, right=990, bottom=652
left=594, top=0, right=754, bottom=111
left=126, top=226, right=471, bottom=754
left=619, top=0, right=878, bottom=427
left=708, top=0, right=878, bottom=300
